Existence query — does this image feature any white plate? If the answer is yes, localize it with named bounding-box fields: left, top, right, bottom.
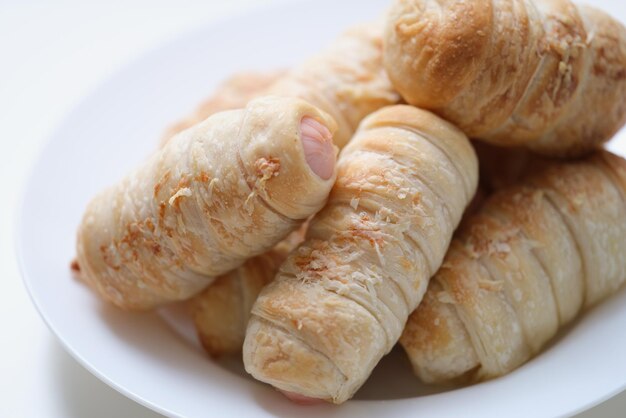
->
left=17, top=0, right=626, bottom=417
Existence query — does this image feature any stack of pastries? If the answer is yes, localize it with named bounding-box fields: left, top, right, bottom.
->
left=74, top=0, right=626, bottom=405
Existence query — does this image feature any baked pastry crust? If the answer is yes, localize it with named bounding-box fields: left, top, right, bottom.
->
left=189, top=225, right=306, bottom=356
left=75, top=96, right=337, bottom=309
left=401, top=151, right=626, bottom=383
left=385, top=0, right=626, bottom=156
left=269, top=23, right=400, bottom=148
left=243, top=105, right=478, bottom=403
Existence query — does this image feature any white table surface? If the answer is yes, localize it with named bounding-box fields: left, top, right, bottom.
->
left=1, top=1, right=625, bottom=417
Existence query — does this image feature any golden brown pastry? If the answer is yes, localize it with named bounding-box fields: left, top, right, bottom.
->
left=243, top=105, right=478, bottom=403
left=158, top=70, right=303, bottom=355
left=268, top=23, right=400, bottom=148
left=188, top=142, right=534, bottom=359
left=385, top=0, right=626, bottom=156
left=160, top=22, right=397, bottom=353
left=189, top=225, right=306, bottom=356
left=75, top=96, right=337, bottom=310
left=401, top=151, right=626, bottom=384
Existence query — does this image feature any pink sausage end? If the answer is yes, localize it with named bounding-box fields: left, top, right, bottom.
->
left=300, top=116, right=335, bottom=180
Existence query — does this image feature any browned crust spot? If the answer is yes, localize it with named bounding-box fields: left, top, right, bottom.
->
left=255, top=156, right=281, bottom=180
left=153, top=170, right=171, bottom=198
left=195, top=171, right=210, bottom=183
